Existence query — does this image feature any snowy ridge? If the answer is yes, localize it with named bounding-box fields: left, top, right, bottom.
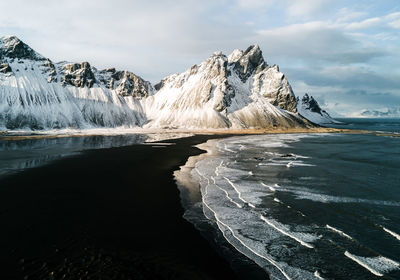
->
left=144, top=47, right=310, bottom=129
left=297, top=94, right=340, bottom=125
left=0, top=58, right=146, bottom=129
left=1, top=36, right=329, bottom=130
left=0, top=36, right=148, bottom=130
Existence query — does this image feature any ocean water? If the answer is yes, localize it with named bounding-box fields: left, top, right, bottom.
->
left=178, top=119, right=400, bottom=279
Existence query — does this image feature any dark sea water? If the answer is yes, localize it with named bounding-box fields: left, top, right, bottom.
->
left=1, top=119, right=399, bottom=279
left=182, top=119, right=400, bottom=279
left=332, top=118, right=400, bottom=133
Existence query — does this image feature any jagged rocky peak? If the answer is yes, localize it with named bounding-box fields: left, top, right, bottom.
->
left=253, top=64, right=297, bottom=113
left=230, top=45, right=267, bottom=82
left=144, top=44, right=308, bottom=129
left=0, top=35, right=44, bottom=61
left=296, top=93, right=339, bottom=125
left=98, top=68, right=153, bottom=98
left=225, top=45, right=297, bottom=113
left=299, top=93, right=322, bottom=114
left=151, top=44, right=298, bottom=115
left=60, top=62, right=96, bottom=88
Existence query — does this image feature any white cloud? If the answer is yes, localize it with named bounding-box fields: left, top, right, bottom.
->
left=388, top=19, right=400, bottom=28
left=235, top=0, right=275, bottom=9
left=287, top=0, right=332, bottom=18
left=336, top=8, right=368, bottom=23
left=345, top=17, right=382, bottom=30
left=0, top=0, right=399, bottom=114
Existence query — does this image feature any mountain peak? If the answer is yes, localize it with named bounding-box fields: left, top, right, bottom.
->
left=300, top=93, right=322, bottom=114
left=0, top=35, right=44, bottom=61
left=231, top=44, right=267, bottom=82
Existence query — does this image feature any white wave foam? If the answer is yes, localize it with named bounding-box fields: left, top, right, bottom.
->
left=210, top=176, right=243, bottom=208
left=299, top=176, right=314, bottom=180
left=314, top=270, right=324, bottom=279
left=260, top=215, right=315, bottom=249
left=326, top=225, right=353, bottom=240
left=199, top=178, right=293, bottom=280
left=290, top=190, right=400, bottom=206
left=344, top=251, right=400, bottom=277
left=214, top=160, right=223, bottom=176
left=223, top=143, right=236, bottom=153
left=382, top=227, right=400, bottom=241
left=274, top=198, right=281, bottom=203
left=223, top=176, right=250, bottom=206
left=261, top=182, right=276, bottom=192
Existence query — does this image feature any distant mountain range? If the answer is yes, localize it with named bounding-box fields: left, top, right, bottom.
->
left=355, top=108, right=400, bottom=118
left=0, top=36, right=337, bottom=130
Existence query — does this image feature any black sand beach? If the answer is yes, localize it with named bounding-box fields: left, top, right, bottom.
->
left=0, top=134, right=268, bottom=280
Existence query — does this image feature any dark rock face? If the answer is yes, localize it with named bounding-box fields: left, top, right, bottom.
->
left=269, top=90, right=298, bottom=112
left=0, top=63, right=12, bottom=74
left=0, top=36, right=44, bottom=61
left=154, top=79, right=166, bottom=91
left=99, top=69, right=152, bottom=98
left=41, top=59, right=57, bottom=83
left=61, top=62, right=96, bottom=88
left=232, top=45, right=266, bottom=82
left=299, top=93, right=322, bottom=114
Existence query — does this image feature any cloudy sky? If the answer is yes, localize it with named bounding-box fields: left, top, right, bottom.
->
left=1, top=0, right=399, bottom=116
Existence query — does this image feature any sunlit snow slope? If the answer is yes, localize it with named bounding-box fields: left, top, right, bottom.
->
left=0, top=36, right=149, bottom=130
left=144, top=46, right=312, bottom=129
left=0, top=36, right=332, bottom=130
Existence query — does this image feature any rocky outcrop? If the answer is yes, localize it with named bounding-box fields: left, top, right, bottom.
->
left=98, top=68, right=153, bottom=98
left=253, top=65, right=297, bottom=113
left=41, top=59, right=57, bottom=82
left=0, top=63, right=12, bottom=74
left=297, top=93, right=339, bottom=124
left=230, top=45, right=267, bottom=82
left=298, top=94, right=323, bottom=114
left=60, top=62, right=96, bottom=88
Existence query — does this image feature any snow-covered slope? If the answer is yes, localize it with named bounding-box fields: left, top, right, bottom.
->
left=143, top=46, right=310, bottom=129
left=297, top=94, right=340, bottom=125
left=0, top=36, right=151, bottom=130
left=1, top=36, right=320, bottom=131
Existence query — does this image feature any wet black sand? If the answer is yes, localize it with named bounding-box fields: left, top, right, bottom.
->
left=0, top=134, right=268, bottom=280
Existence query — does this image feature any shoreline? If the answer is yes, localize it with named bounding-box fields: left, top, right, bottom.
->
left=0, top=127, right=367, bottom=141
left=175, top=137, right=275, bottom=280
left=0, top=134, right=267, bottom=280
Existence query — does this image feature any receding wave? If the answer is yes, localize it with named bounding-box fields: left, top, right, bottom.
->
left=344, top=251, right=400, bottom=277
left=326, top=225, right=353, bottom=240
left=260, top=215, right=316, bottom=248
left=290, top=189, right=400, bottom=206
left=382, top=227, right=400, bottom=241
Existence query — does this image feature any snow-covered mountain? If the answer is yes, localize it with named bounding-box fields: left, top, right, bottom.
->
left=0, top=36, right=150, bottom=130
left=297, top=94, right=340, bottom=124
left=356, top=108, right=400, bottom=118
left=144, top=46, right=311, bottom=129
left=1, top=36, right=328, bottom=130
